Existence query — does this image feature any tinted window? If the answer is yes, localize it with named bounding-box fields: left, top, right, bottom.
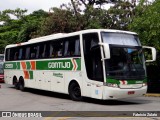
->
left=83, top=33, right=103, bottom=82
left=5, top=35, right=81, bottom=61
left=64, top=36, right=80, bottom=57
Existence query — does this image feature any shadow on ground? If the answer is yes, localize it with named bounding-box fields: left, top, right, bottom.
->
left=7, top=84, right=151, bottom=106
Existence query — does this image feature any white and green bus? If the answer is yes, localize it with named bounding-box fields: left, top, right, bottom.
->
left=4, top=29, right=156, bottom=100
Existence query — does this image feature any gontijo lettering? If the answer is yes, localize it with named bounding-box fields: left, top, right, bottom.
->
left=48, top=62, right=70, bottom=69
left=5, top=64, right=13, bottom=68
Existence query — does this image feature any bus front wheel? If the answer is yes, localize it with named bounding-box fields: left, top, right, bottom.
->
left=69, top=82, right=82, bottom=101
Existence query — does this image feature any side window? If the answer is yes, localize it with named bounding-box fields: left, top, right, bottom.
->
left=38, top=43, right=45, bottom=58
left=57, top=41, right=63, bottom=57
left=83, top=33, right=103, bottom=82
left=38, top=42, right=50, bottom=58
left=49, top=43, right=54, bottom=58
left=13, top=47, right=25, bottom=60
left=5, top=49, right=10, bottom=61
left=25, top=47, right=30, bottom=60
left=64, top=40, right=69, bottom=56
left=75, top=39, right=80, bottom=56
left=44, top=42, right=50, bottom=58
left=56, top=41, right=63, bottom=57
left=49, top=40, right=63, bottom=58
left=10, top=48, right=15, bottom=61
left=64, top=36, right=80, bottom=57
left=14, top=48, right=19, bottom=60
left=21, top=47, right=26, bottom=60
left=30, top=46, right=37, bottom=59
left=18, top=48, right=23, bottom=60
left=36, top=45, right=40, bottom=59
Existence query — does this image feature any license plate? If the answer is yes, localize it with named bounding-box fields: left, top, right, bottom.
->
left=128, top=91, right=135, bottom=95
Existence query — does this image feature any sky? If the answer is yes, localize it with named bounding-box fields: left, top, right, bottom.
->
left=0, top=0, right=71, bottom=13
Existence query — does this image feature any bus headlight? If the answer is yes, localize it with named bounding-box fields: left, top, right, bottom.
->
left=107, top=83, right=119, bottom=88
left=142, top=83, right=147, bottom=86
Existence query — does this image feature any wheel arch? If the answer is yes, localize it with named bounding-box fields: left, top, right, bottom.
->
left=19, top=76, right=24, bottom=85
left=13, top=76, right=18, bottom=85
left=68, top=79, right=82, bottom=101
left=68, top=79, right=81, bottom=93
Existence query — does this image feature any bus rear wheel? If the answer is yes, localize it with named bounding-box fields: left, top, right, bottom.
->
left=19, top=77, right=25, bottom=91
left=69, top=82, right=82, bottom=101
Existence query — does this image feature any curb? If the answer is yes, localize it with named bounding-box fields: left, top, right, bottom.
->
left=144, top=93, right=160, bottom=97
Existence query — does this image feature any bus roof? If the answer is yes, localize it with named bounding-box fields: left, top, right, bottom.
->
left=5, top=29, right=137, bottom=48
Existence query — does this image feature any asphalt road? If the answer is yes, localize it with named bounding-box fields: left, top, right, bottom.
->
left=0, top=83, right=160, bottom=120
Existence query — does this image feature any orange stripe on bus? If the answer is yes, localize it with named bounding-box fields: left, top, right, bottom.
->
left=21, top=62, right=29, bottom=79
left=72, top=59, right=76, bottom=71
left=31, top=61, right=36, bottom=70
left=24, top=71, right=29, bottom=79
left=21, top=62, right=26, bottom=70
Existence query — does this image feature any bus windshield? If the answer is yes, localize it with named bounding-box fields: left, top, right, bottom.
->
left=101, top=32, right=145, bottom=80
left=105, top=46, right=145, bottom=80
left=101, top=32, right=140, bottom=46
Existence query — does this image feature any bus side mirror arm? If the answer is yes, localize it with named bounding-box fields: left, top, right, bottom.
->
left=142, top=46, right=156, bottom=62
left=99, top=43, right=110, bottom=60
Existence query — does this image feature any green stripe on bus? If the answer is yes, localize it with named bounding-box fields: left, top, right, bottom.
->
left=36, top=59, right=81, bottom=71
left=75, top=58, right=81, bottom=70
left=4, top=58, right=81, bottom=71
left=16, top=62, right=20, bottom=69
left=106, top=78, right=147, bottom=85
left=37, top=59, right=73, bottom=70
left=26, top=62, right=31, bottom=69
left=4, top=62, right=19, bottom=69
left=106, top=78, right=120, bottom=84
left=29, top=71, right=33, bottom=79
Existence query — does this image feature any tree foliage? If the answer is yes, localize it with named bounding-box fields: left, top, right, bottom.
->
left=129, top=0, right=160, bottom=47
left=17, top=9, right=48, bottom=42
left=0, top=8, right=28, bottom=48
left=0, top=0, right=159, bottom=56
left=38, top=7, right=84, bottom=36
left=129, top=0, right=160, bottom=65
left=0, top=9, right=48, bottom=51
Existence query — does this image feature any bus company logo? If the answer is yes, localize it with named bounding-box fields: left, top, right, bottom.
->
left=48, top=62, right=71, bottom=69
left=120, top=80, right=128, bottom=85
left=5, top=64, right=13, bottom=69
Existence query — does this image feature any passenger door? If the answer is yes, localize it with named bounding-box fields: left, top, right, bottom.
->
left=82, top=33, right=104, bottom=99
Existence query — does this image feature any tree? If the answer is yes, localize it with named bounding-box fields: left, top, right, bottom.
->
left=17, top=9, right=48, bottom=42
left=0, top=9, right=48, bottom=53
left=129, top=0, right=159, bottom=44
left=0, top=9, right=27, bottom=53
left=129, top=0, right=160, bottom=65
left=38, top=7, right=84, bottom=36
left=0, top=8, right=27, bottom=24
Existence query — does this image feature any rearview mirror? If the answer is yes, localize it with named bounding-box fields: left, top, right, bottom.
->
left=99, top=43, right=110, bottom=60
left=142, top=46, right=156, bottom=62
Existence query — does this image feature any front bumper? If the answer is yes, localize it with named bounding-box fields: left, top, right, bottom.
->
left=102, top=86, right=147, bottom=99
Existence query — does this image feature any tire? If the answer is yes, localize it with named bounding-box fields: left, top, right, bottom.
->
left=19, top=78, right=25, bottom=91
left=69, top=82, right=82, bottom=101
left=13, top=78, right=19, bottom=90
